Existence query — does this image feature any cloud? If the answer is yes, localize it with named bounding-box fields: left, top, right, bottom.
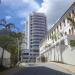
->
left=5, top=15, right=12, bottom=20
left=38, top=0, right=75, bottom=29
left=2, top=0, right=40, bottom=18
left=20, top=20, right=26, bottom=25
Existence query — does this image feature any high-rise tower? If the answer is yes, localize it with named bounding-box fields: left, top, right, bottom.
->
left=28, top=12, right=47, bottom=62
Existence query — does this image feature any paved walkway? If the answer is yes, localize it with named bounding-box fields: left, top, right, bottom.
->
left=50, top=62, right=75, bottom=74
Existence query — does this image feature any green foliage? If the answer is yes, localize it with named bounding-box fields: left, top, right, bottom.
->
left=0, top=35, right=15, bottom=49
left=0, top=19, right=15, bottom=30
left=7, top=44, right=18, bottom=65
left=10, top=32, right=22, bottom=40
left=0, top=19, right=22, bottom=66
left=70, top=40, right=75, bottom=47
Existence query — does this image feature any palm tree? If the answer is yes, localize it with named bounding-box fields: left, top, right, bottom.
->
left=0, top=19, right=15, bottom=31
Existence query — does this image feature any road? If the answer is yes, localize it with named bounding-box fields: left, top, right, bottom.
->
left=1, top=63, right=75, bottom=75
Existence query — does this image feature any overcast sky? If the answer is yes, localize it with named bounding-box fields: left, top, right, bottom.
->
left=38, top=0, right=75, bottom=29
left=0, top=0, right=75, bottom=31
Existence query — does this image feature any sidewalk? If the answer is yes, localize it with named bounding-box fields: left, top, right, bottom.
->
left=50, top=62, right=75, bottom=74
left=0, top=67, right=24, bottom=75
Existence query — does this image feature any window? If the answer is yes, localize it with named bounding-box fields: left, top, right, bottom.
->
left=52, top=31, right=53, bottom=35
left=63, top=20, right=65, bottom=26
left=60, top=23, right=62, bottom=29
left=72, top=9, right=74, bottom=14
left=69, top=29, right=71, bottom=34
left=63, top=20, right=65, bottom=23
left=65, top=32, right=67, bottom=35
left=33, top=50, right=39, bottom=52
left=71, top=27, right=74, bottom=34
left=50, top=34, right=51, bottom=39
left=32, top=35, right=43, bottom=37
left=23, top=53, right=29, bottom=55
left=30, top=45, right=32, bottom=48
left=67, top=19, right=70, bottom=24
left=31, top=45, right=39, bottom=47
left=57, top=26, right=58, bottom=30
left=48, top=35, right=49, bottom=40
left=69, top=13, right=71, bottom=17
left=31, top=42, right=39, bottom=44
left=23, top=57, right=28, bottom=59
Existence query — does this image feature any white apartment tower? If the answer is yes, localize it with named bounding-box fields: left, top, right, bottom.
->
left=28, top=12, right=47, bottom=62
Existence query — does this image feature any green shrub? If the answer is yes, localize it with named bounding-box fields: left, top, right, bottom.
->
left=70, top=40, right=75, bottom=47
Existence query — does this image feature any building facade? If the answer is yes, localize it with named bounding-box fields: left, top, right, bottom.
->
left=28, top=12, right=47, bottom=62
left=21, top=23, right=30, bottom=62
left=21, top=33, right=30, bottom=62
left=37, top=2, right=75, bottom=65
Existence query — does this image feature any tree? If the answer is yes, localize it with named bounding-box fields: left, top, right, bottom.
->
left=0, top=19, right=18, bottom=66
left=10, top=32, right=22, bottom=62
left=0, top=19, right=22, bottom=66
left=7, top=42, right=18, bottom=66
left=0, top=32, right=22, bottom=67
left=0, top=19, right=15, bottom=31
left=0, top=35, right=16, bottom=66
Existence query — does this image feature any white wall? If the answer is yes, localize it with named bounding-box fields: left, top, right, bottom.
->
left=0, top=47, right=3, bottom=58
left=62, top=47, right=75, bottom=65
left=48, top=45, right=75, bottom=65
left=0, top=47, right=11, bottom=67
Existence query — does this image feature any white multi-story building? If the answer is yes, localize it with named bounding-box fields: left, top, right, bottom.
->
left=21, top=33, right=30, bottom=62
left=21, top=22, right=30, bottom=62
left=38, top=2, right=75, bottom=65
left=28, top=12, right=47, bottom=62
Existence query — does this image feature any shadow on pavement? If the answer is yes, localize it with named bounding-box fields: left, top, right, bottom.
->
left=13, top=67, right=70, bottom=75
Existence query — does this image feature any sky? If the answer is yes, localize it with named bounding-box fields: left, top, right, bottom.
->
left=0, top=0, right=75, bottom=31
